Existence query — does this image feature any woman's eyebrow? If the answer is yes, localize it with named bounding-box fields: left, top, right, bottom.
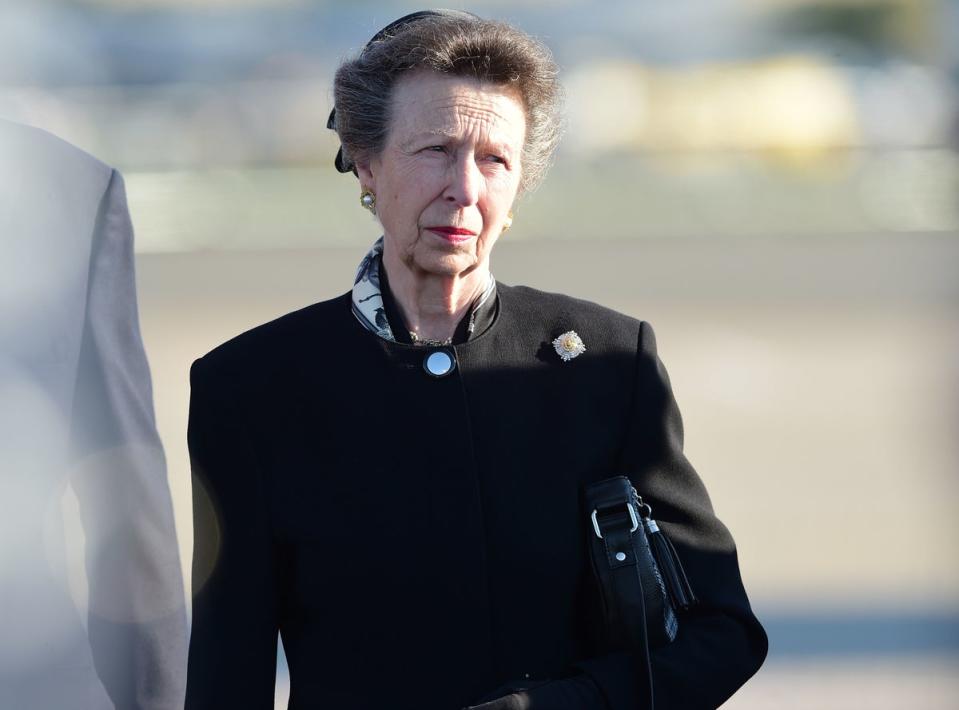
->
left=400, top=130, right=514, bottom=153
left=405, top=128, right=457, bottom=142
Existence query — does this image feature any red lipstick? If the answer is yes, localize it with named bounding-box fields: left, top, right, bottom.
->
left=427, top=226, right=475, bottom=235
left=426, top=226, right=476, bottom=242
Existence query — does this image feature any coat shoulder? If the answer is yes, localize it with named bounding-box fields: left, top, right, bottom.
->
left=501, top=282, right=642, bottom=327
left=0, top=119, right=112, bottom=180
left=192, top=292, right=351, bottom=383
left=0, top=120, right=115, bottom=230
left=498, top=282, right=644, bottom=351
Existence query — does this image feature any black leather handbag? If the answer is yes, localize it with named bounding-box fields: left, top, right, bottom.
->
left=584, top=476, right=698, bottom=705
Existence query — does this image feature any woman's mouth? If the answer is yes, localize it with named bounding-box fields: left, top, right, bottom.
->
left=425, top=226, right=476, bottom=242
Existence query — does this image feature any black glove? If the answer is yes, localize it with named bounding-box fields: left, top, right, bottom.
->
left=463, top=691, right=531, bottom=710
left=463, top=674, right=608, bottom=710
left=463, top=678, right=545, bottom=710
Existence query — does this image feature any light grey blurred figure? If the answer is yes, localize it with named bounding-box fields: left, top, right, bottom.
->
left=0, top=119, right=187, bottom=709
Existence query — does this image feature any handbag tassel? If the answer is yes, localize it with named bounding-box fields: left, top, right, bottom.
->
left=644, top=518, right=698, bottom=612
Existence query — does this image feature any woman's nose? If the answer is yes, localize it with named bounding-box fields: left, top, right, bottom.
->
left=444, top=155, right=481, bottom=206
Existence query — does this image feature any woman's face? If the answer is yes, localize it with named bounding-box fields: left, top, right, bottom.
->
left=357, top=70, right=526, bottom=280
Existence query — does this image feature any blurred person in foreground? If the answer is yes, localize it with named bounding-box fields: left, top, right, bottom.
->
left=186, top=10, right=766, bottom=710
left=0, top=119, right=188, bottom=709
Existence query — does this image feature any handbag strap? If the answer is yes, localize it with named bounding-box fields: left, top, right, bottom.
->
left=585, top=476, right=657, bottom=708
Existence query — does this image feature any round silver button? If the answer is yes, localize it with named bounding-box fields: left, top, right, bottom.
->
left=615, top=551, right=627, bottom=562
left=423, top=349, right=456, bottom=378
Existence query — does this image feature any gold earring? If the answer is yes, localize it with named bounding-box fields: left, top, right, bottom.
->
left=360, top=190, right=376, bottom=215
left=502, top=211, right=513, bottom=233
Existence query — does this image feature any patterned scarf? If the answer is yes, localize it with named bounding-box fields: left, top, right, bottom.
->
left=351, top=236, right=496, bottom=344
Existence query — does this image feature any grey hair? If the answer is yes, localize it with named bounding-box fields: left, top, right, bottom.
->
left=332, top=14, right=564, bottom=194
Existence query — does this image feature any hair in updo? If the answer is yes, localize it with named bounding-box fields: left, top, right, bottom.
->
left=332, top=13, right=563, bottom=194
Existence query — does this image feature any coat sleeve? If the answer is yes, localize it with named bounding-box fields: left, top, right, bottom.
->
left=572, top=320, right=768, bottom=709
left=69, top=168, right=188, bottom=710
left=185, top=356, right=279, bottom=709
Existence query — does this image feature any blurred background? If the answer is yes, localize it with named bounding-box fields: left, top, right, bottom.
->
left=2, top=0, right=957, bottom=707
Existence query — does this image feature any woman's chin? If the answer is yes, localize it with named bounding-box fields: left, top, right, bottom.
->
left=413, top=250, right=479, bottom=279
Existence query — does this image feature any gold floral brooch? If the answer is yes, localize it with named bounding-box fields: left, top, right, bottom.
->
left=552, top=330, right=586, bottom=362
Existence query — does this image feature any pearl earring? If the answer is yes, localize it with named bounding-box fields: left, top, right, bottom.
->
left=360, top=190, right=376, bottom=215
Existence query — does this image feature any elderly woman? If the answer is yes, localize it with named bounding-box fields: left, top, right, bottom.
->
left=185, top=10, right=767, bottom=710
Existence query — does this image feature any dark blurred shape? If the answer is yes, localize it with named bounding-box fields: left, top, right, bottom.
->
left=774, top=1, right=905, bottom=56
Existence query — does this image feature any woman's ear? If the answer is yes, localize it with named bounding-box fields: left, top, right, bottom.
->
left=354, top=158, right=375, bottom=191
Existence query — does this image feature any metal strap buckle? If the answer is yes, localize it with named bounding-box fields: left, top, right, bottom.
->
left=591, top=503, right=639, bottom=539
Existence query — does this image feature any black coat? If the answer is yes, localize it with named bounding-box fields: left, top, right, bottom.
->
left=185, top=283, right=767, bottom=710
